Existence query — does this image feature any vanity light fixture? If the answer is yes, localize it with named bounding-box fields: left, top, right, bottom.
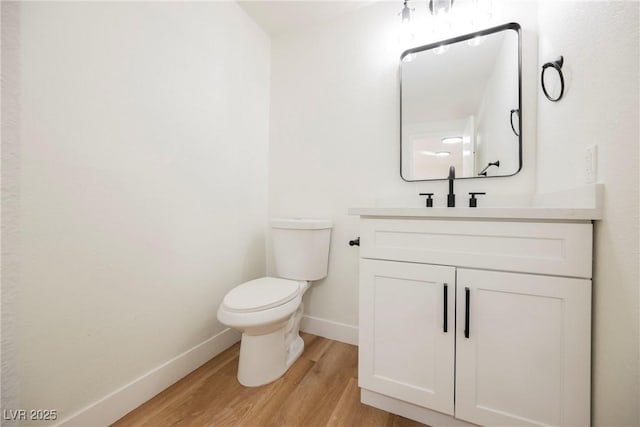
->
left=441, top=136, right=463, bottom=144
left=429, top=0, right=453, bottom=16
left=399, top=0, right=414, bottom=24
left=395, top=0, right=494, bottom=47
left=435, top=151, right=451, bottom=157
left=398, top=0, right=416, bottom=44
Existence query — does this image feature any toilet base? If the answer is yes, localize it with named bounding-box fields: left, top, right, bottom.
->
left=238, top=327, right=285, bottom=387
left=286, top=335, right=304, bottom=368
left=237, top=303, right=306, bottom=387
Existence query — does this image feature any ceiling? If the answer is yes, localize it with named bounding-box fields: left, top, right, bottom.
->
left=237, top=1, right=378, bottom=37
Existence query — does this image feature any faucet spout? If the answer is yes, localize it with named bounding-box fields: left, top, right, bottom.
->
left=447, top=166, right=455, bottom=208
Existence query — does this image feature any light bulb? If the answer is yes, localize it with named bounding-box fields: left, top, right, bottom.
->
left=400, top=1, right=414, bottom=24
left=429, top=0, right=452, bottom=16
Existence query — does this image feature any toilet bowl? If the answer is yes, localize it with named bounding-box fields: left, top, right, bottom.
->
left=217, top=218, right=332, bottom=387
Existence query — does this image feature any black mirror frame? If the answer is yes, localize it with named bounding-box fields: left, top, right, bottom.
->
left=400, top=22, right=522, bottom=182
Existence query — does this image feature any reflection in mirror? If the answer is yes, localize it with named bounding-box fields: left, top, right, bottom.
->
left=401, top=23, right=521, bottom=181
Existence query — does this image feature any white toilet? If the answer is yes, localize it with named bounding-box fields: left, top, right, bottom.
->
left=217, top=218, right=332, bottom=387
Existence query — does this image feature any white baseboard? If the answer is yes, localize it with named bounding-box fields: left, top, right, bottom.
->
left=300, top=315, right=358, bottom=346
left=57, top=317, right=355, bottom=426
left=57, top=328, right=241, bottom=427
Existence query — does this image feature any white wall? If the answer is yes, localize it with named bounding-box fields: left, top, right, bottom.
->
left=1, top=2, right=21, bottom=423
left=536, top=2, right=639, bottom=425
left=13, top=1, right=269, bottom=422
left=268, top=0, right=538, bottom=328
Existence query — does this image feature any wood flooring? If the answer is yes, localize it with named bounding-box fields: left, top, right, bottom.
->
left=112, top=333, right=426, bottom=427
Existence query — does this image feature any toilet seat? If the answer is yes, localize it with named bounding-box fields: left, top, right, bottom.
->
left=218, top=277, right=304, bottom=330
left=222, top=277, right=303, bottom=313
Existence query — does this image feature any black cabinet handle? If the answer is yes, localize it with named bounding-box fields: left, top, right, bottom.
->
left=348, top=237, right=360, bottom=246
left=464, top=287, right=470, bottom=339
left=443, top=284, right=448, bottom=333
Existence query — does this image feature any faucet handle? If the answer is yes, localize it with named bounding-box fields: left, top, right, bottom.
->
left=419, top=193, right=434, bottom=208
left=468, top=192, right=486, bottom=208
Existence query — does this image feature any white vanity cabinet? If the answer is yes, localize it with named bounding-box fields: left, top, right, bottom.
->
left=359, top=260, right=456, bottom=415
left=354, top=215, right=594, bottom=427
left=454, top=268, right=591, bottom=426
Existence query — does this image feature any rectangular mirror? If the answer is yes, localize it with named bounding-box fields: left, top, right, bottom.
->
left=400, top=23, right=521, bottom=181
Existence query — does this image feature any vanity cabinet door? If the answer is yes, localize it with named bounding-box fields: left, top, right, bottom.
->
left=359, top=259, right=456, bottom=415
left=455, top=268, right=591, bottom=427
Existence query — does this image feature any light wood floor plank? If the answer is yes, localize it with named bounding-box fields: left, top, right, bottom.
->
left=113, top=343, right=240, bottom=427
left=264, top=340, right=358, bottom=427
left=111, top=334, right=427, bottom=427
left=300, top=333, right=334, bottom=363
left=230, top=356, right=315, bottom=427
left=326, top=377, right=390, bottom=427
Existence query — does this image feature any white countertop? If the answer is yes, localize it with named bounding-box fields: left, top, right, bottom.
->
left=349, top=184, right=603, bottom=221
left=348, top=206, right=601, bottom=221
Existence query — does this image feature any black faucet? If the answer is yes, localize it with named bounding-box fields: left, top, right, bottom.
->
left=447, top=166, right=455, bottom=207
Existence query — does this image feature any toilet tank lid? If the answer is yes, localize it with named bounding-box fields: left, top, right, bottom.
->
left=270, top=218, right=333, bottom=230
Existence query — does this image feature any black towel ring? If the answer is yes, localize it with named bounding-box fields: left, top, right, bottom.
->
left=510, top=109, right=520, bottom=136
left=541, top=56, right=565, bottom=102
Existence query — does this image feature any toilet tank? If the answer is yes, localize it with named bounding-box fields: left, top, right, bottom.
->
left=270, top=218, right=332, bottom=281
